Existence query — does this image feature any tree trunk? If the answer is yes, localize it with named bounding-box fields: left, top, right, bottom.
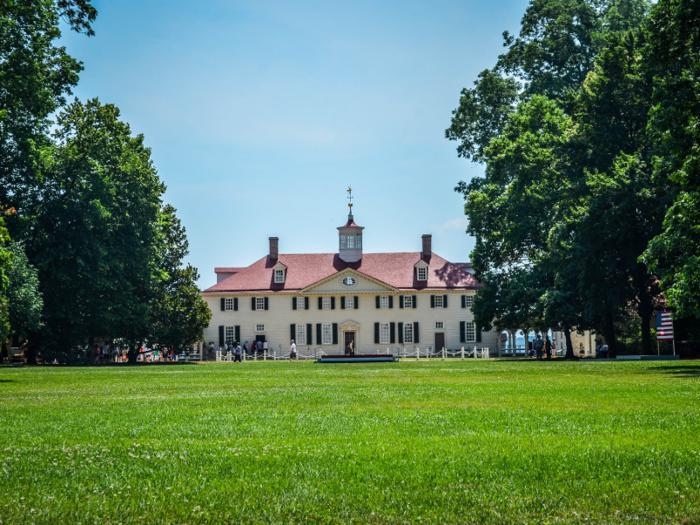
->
left=564, top=328, right=574, bottom=359
left=604, top=308, right=617, bottom=356
left=636, top=265, right=654, bottom=355
left=127, top=346, right=138, bottom=364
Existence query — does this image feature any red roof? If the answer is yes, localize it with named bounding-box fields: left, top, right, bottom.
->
left=338, top=217, right=364, bottom=229
left=204, top=252, right=481, bottom=293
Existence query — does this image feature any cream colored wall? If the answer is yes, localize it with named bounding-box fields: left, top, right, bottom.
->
left=203, top=291, right=498, bottom=354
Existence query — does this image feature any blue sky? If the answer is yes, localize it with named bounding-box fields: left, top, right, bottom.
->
left=59, top=0, right=529, bottom=288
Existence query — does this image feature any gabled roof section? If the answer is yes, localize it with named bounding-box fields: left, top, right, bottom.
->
left=272, top=261, right=287, bottom=271
left=414, top=259, right=429, bottom=268
left=204, top=252, right=481, bottom=293
left=300, top=268, right=397, bottom=293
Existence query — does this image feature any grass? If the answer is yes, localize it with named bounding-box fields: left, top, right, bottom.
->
left=0, top=360, right=699, bottom=524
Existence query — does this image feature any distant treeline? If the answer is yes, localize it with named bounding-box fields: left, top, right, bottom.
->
left=446, top=0, right=700, bottom=355
left=0, top=1, right=211, bottom=362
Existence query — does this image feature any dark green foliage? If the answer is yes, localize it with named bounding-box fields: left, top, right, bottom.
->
left=5, top=243, right=42, bottom=340
left=0, top=216, right=10, bottom=342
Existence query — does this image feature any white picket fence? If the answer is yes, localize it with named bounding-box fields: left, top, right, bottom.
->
left=215, top=346, right=490, bottom=362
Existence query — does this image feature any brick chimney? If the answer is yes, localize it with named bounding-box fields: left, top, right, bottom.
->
left=421, top=234, right=432, bottom=259
left=269, top=237, right=279, bottom=260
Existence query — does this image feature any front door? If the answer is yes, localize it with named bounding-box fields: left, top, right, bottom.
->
left=344, top=332, right=355, bottom=355
left=435, top=332, right=445, bottom=352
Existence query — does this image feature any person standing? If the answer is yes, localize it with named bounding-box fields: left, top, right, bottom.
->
left=289, top=340, right=297, bottom=362
left=578, top=342, right=585, bottom=358
left=262, top=340, right=268, bottom=355
left=545, top=337, right=552, bottom=360
left=256, top=339, right=263, bottom=354
left=535, top=335, right=544, bottom=360
left=234, top=341, right=242, bottom=363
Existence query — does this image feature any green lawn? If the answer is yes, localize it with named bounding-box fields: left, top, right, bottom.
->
left=0, top=360, right=699, bottom=524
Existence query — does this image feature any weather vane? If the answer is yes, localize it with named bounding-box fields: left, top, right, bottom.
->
left=347, top=186, right=353, bottom=210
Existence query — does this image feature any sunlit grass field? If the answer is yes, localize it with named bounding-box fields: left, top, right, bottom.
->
left=0, top=360, right=699, bottom=524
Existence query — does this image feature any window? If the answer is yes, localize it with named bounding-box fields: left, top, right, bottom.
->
left=296, top=297, right=305, bottom=310
left=464, top=295, right=474, bottom=308
left=322, top=324, right=332, bottom=344
left=379, top=323, right=390, bottom=344
left=356, top=234, right=362, bottom=248
left=404, top=323, right=414, bottom=344
left=225, top=298, right=235, bottom=311
left=296, top=324, right=306, bottom=345
left=255, top=324, right=265, bottom=332
left=434, top=295, right=444, bottom=308
left=340, top=235, right=346, bottom=249
left=417, top=267, right=427, bottom=281
left=403, top=295, right=413, bottom=309
left=322, top=297, right=331, bottom=310
left=465, top=321, right=476, bottom=342
left=274, top=269, right=285, bottom=283
left=256, top=297, right=265, bottom=310
left=435, top=322, right=444, bottom=329
left=225, top=326, right=235, bottom=344
left=380, top=296, right=389, bottom=309
left=345, top=296, right=354, bottom=309
left=347, top=235, right=355, bottom=248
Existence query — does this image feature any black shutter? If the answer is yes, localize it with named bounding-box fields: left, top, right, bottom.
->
left=375, top=296, right=380, bottom=309
left=264, top=297, right=269, bottom=310
left=414, top=322, right=419, bottom=343
left=340, top=296, right=346, bottom=309
left=460, top=321, right=466, bottom=343
left=235, top=325, right=240, bottom=342
left=374, top=322, right=380, bottom=344
left=332, top=323, right=338, bottom=345
left=354, top=296, right=359, bottom=309
left=398, top=322, right=404, bottom=344
left=220, top=298, right=225, bottom=311
left=307, top=324, right=312, bottom=345
left=218, top=326, right=224, bottom=346
left=290, top=324, right=295, bottom=342
left=388, top=296, right=393, bottom=309
left=292, top=297, right=297, bottom=310
left=305, top=297, right=309, bottom=310
left=477, top=328, right=482, bottom=343
left=234, top=298, right=238, bottom=311
left=331, top=297, right=335, bottom=310
left=430, top=295, right=435, bottom=308
left=251, top=297, right=256, bottom=310
left=318, top=297, right=323, bottom=310
left=443, top=295, right=448, bottom=308
left=317, top=323, right=322, bottom=344
left=461, top=295, right=466, bottom=308
left=412, top=295, right=417, bottom=308
left=390, top=322, right=395, bottom=344
left=399, top=296, right=404, bottom=308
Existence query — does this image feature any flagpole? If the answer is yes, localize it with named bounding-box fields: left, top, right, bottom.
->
left=673, top=339, right=676, bottom=356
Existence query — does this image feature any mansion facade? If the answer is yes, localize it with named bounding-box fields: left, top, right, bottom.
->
left=201, top=210, right=497, bottom=354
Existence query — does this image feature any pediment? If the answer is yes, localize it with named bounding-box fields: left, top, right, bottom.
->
left=273, top=261, right=287, bottom=270
left=301, top=268, right=397, bottom=293
left=414, top=260, right=429, bottom=268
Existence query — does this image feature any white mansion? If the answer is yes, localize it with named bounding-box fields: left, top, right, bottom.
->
left=201, top=207, right=497, bottom=354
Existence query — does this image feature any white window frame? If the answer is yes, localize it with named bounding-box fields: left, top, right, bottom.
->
left=404, top=323, right=414, bottom=344
left=296, top=324, right=307, bottom=346
left=434, top=295, right=444, bottom=308
left=347, top=235, right=355, bottom=249
left=464, top=295, right=474, bottom=308
left=403, top=295, right=412, bottom=309
left=379, top=323, right=390, bottom=344
left=274, top=269, right=285, bottom=283
left=255, top=324, right=265, bottom=332
left=379, top=296, right=389, bottom=309
left=465, top=321, right=476, bottom=342
left=322, top=297, right=331, bottom=310
left=225, top=298, right=235, bottom=311
left=356, top=234, right=362, bottom=249
left=322, top=324, right=332, bottom=345
left=256, top=297, right=265, bottom=310
left=225, top=326, right=235, bottom=344
left=435, top=321, right=444, bottom=329
left=417, top=267, right=427, bottom=281
left=345, top=296, right=354, bottom=309
left=340, top=235, right=346, bottom=249
left=296, top=297, right=305, bottom=310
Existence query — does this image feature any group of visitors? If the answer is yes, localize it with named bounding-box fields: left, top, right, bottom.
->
left=220, top=341, right=243, bottom=362
left=528, top=335, right=555, bottom=360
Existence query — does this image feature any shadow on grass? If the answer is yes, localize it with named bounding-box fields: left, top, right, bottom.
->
left=0, top=379, right=14, bottom=383
left=648, top=365, right=700, bottom=377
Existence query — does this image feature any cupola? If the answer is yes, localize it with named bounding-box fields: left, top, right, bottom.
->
left=337, top=187, right=364, bottom=263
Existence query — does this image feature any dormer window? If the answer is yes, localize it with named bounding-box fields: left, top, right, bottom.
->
left=340, top=235, right=346, bottom=249
left=274, top=269, right=285, bottom=283
left=347, top=235, right=355, bottom=248
left=417, top=267, right=427, bottom=281
left=356, top=234, right=362, bottom=248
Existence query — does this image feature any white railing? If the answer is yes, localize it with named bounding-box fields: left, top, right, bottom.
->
left=214, top=346, right=491, bottom=362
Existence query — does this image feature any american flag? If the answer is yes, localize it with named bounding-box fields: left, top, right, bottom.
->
left=656, top=311, right=674, bottom=340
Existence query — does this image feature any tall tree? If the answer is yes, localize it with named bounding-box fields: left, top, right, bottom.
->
left=5, top=243, right=43, bottom=341
left=642, top=0, right=700, bottom=320
left=0, top=215, right=11, bottom=343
